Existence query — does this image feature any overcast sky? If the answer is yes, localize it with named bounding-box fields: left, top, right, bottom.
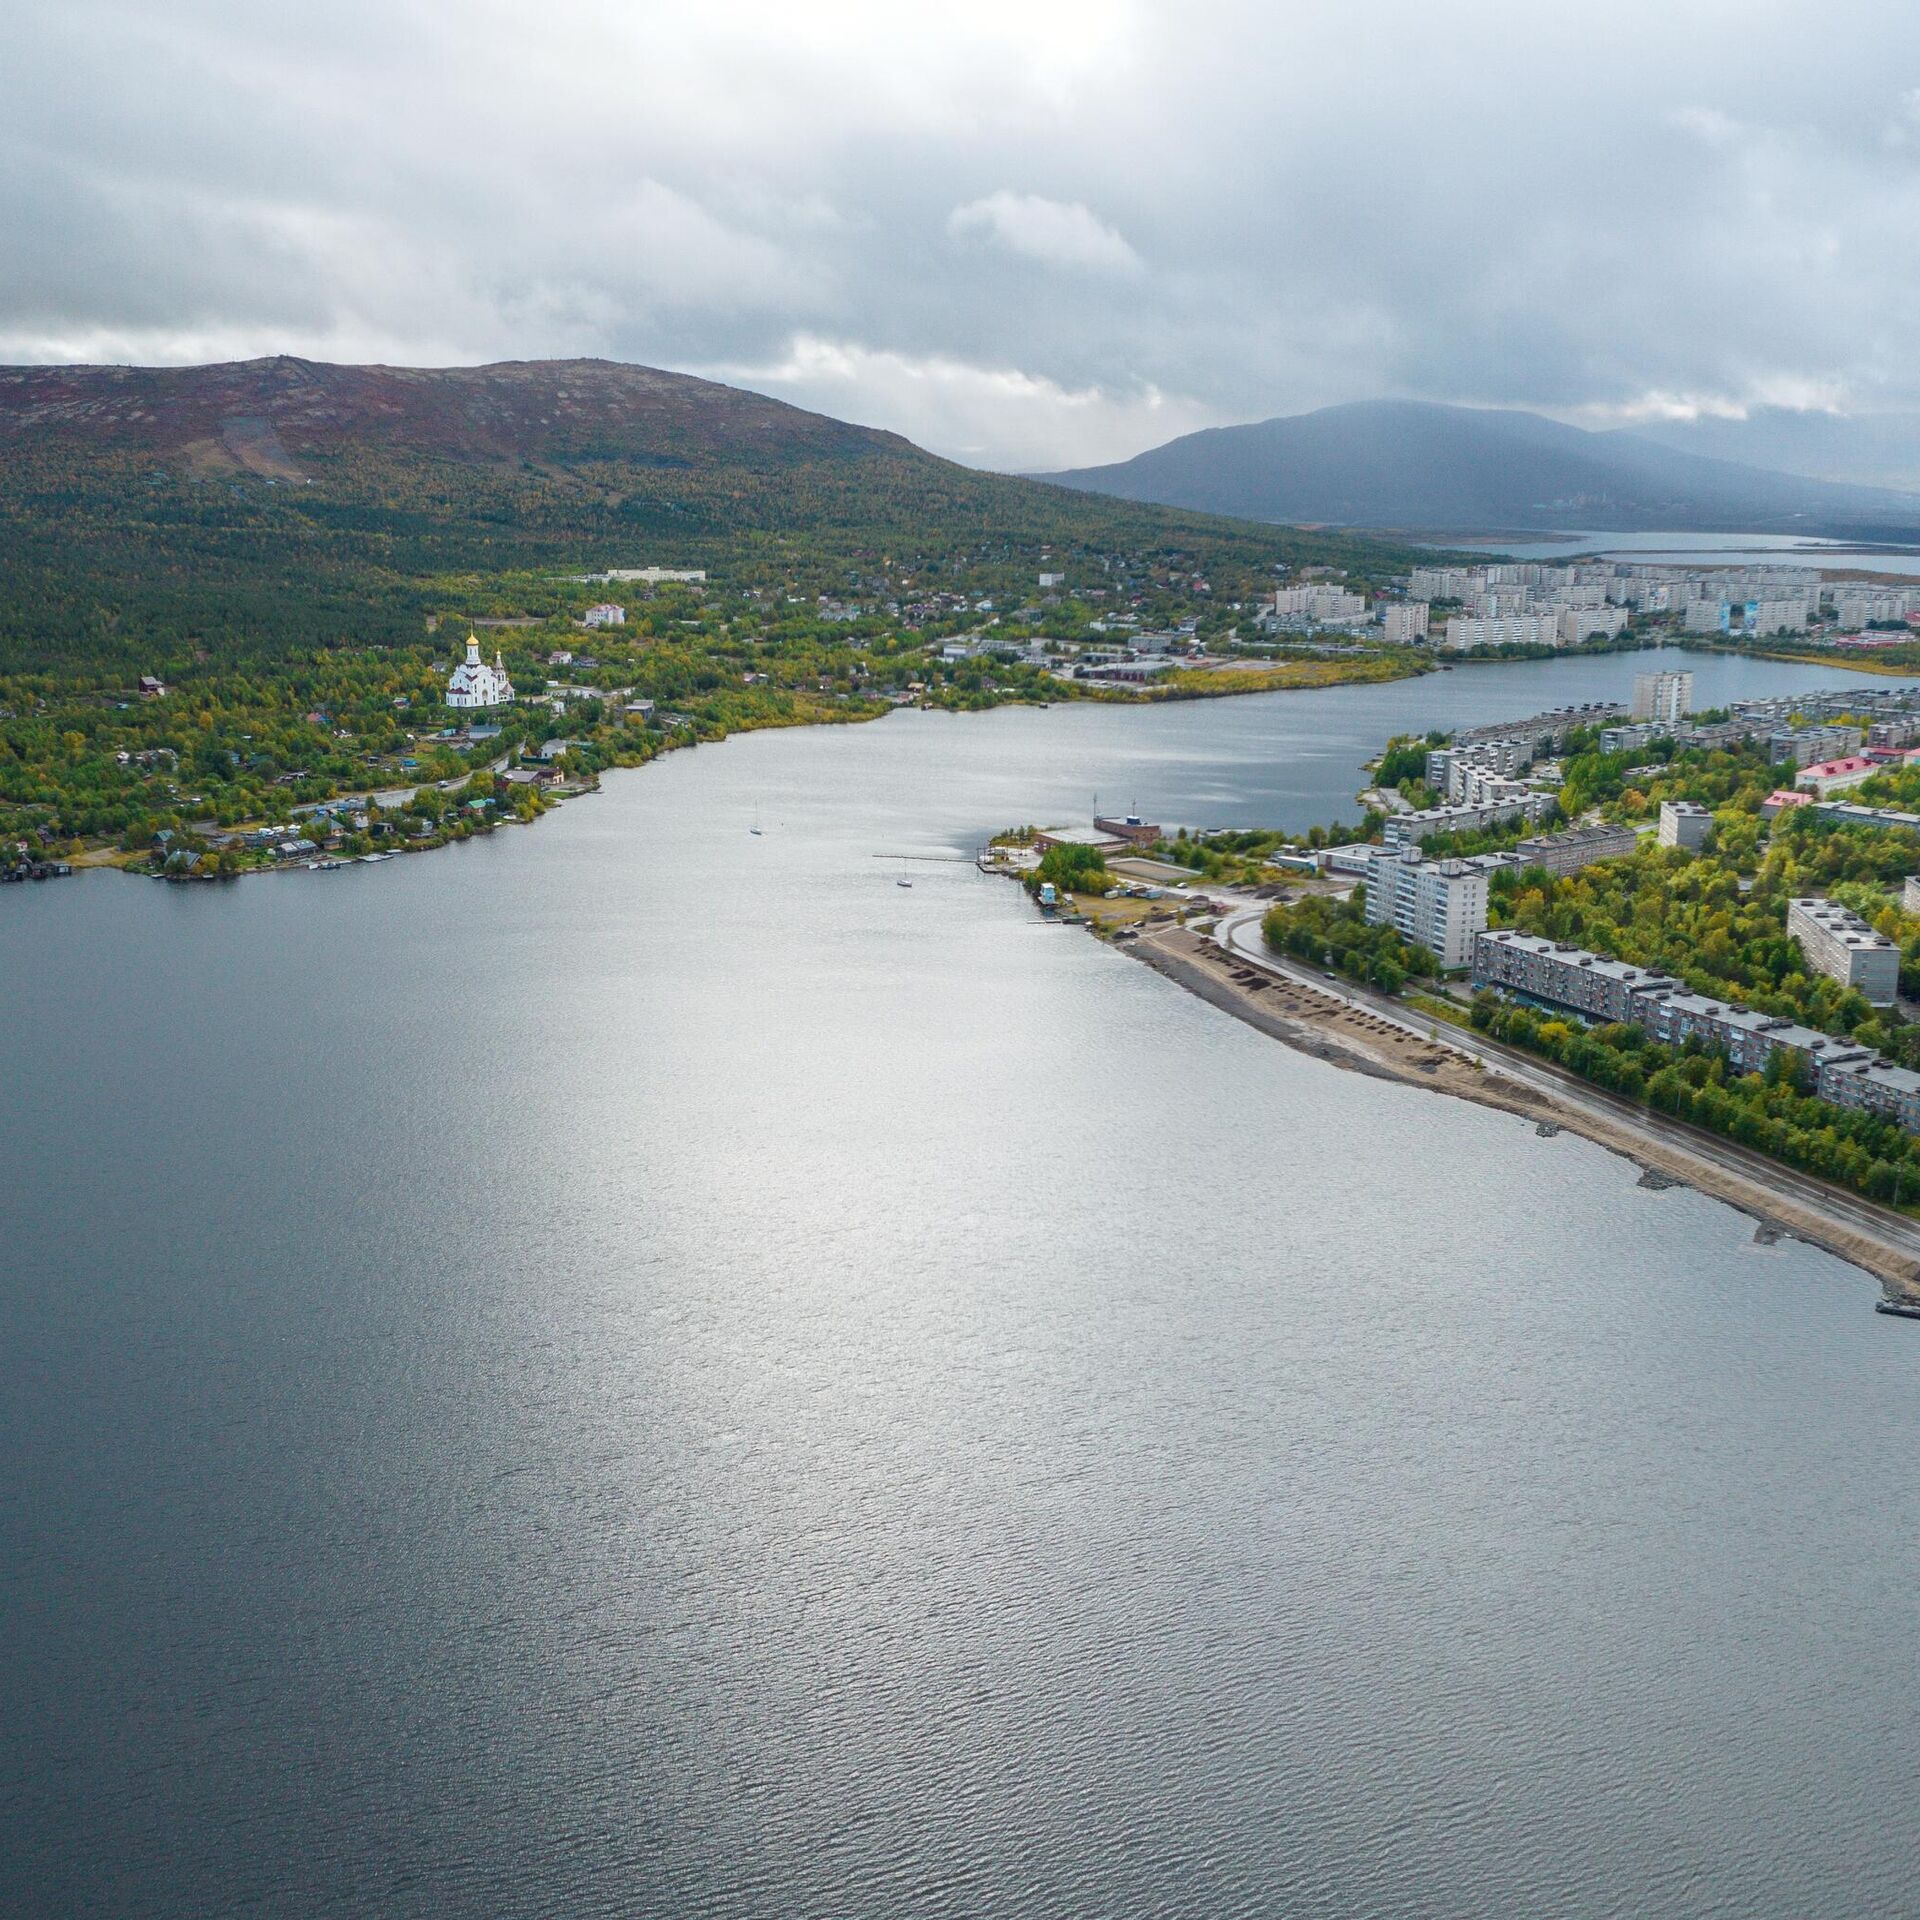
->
left=5, top=0, right=1920, bottom=468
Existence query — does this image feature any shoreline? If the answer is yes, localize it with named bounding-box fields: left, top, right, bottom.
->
left=1127, top=920, right=1920, bottom=1305
left=38, top=654, right=1440, bottom=885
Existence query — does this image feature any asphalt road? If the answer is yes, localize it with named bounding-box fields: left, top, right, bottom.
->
left=1213, top=908, right=1920, bottom=1270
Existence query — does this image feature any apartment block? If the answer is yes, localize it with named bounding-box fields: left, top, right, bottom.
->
left=1598, top=721, right=1671, bottom=755
left=1381, top=793, right=1555, bottom=847
left=1472, top=931, right=1920, bottom=1124
left=1631, top=671, right=1694, bottom=726
left=1558, top=605, right=1628, bottom=645
left=1380, top=601, right=1430, bottom=643
left=1658, top=800, right=1712, bottom=849
left=1443, top=614, right=1563, bottom=650
left=1768, top=725, right=1861, bottom=768
left=1364, top=849, right=1489, bottom=969
left=1749, top=597, right=1811, bottom=634
left=1788, top=897, right=1900, bottom=1005
left=1510, top=823, right=1639, bottom=876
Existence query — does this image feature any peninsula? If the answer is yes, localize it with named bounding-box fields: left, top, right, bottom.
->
left=1006, top=666, right=1920, bottom=1306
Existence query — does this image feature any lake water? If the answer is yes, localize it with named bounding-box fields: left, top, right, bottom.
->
left=6, top=650, right=1920, bottom=1918
left=1449, top=529, right=1920, bottom=577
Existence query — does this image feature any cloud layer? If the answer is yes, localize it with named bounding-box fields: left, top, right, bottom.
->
left=5, top=0, right=1920, bottom=467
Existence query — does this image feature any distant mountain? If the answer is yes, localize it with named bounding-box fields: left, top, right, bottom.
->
left=1625, top=408, right=1920, bottom=498
left=1036, top=399, right=1920, bottom=536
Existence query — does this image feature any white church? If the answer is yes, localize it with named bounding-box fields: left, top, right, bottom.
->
left=446, top=632, right=515, bottom=710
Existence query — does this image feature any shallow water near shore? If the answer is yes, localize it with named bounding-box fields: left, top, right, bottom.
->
left=6, top=649, right=1920, bottom=1918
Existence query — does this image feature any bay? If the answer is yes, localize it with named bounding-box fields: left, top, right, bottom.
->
left=4, top=649, right=1918, bottom=1919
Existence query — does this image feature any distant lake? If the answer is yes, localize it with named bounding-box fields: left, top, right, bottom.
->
left=7, top=648, right=1920, bottom=1918
left=1444, top=528, right=1920, bottom=576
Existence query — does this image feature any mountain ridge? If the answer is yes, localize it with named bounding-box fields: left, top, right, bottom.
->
left=0, top=354, right=918, bottom=472
left=1036, top=398, right=1920, bottom=536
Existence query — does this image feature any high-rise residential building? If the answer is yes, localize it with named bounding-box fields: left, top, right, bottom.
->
left=1380, top=602, right=1430, bottom=643
left=1749, top=597, right=1811, bottom=634
left=1631, top=671, right=1694, bottom=726
left=1560, top=605, right=1629, bottom=645
left=1683, top=599, right=1729, bottom=634
left=1363, top=849, right=1490, bottom=969
left=1442, top=614, right=1562, bottom=650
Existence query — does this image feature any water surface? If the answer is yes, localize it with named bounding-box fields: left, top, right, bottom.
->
left=4, top=651, right=1918, bottom=1918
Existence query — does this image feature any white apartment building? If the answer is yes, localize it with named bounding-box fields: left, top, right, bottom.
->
left=1683, top=599, right=1728, bottom=634
left=1443, top=614, right=1562, bottom=650
left=1788, top=897, right=1900, bottom=1006
left=1560, top=605, right=1629, bottom=645
left=1382, top=793, right=1554, bottom=846
left=1658, top=800, right=1712, bottom=849
left=1458, top=768, right=1534, bottom=809
left=1750, top=597, right=1811, bottom=634
left=1542, top=581, right=1610, bottom=609
left=1631, top=671, right=1694, bottom=726
left=1409, top=567, right=1478, bottom=600
left=1364, top=848, right=1490, bottom=969
left=1274, top=585, right=1368, bottom=622
left=1380, top=602, right=1430, bottom=643
left=1462, top=586, right=1537, bottom=618
left=581, top=602, right=625, bottom=628
left=1835, top=588, right=1916, bottom=630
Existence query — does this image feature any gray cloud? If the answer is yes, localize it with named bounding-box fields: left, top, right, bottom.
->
left=5, top=0, right=1920, bottom=467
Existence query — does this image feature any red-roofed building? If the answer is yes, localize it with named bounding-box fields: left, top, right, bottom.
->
left=1762, top=788, right=1814, bottom=818
left=1794, top=755, right=1878, bottom=797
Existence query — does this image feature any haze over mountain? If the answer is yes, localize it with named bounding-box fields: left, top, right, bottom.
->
left=1038, top=400, right=1920, bottom=538
left=1625, top=409, right=1920, bottom=499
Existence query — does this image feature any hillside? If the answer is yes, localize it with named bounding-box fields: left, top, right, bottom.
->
left=0, top=357, right=1422, bottom=672
left=0, top=356, right=908, bottom=473
left=1036, top=399, right=1920, bottom=536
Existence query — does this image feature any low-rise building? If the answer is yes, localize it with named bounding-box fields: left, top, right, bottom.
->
left=1795, top=755, right=1878, bottom=797
left=1788, top=897, right=1900, bottom=1005
left=1510, top=823, right=1639, bottom=875
left=1770, top=725, right=1860, bottom=768
left=581, top=603, right=626, bottom=628
left=1597, top=721, right=1671, bottom=755
left=1818, top=1052, right=1920, bottom=1130
left=1472, top=930, right=1679, bottom=1025
left=1905, top=874, right=1920, bottom=916
left=1093, top=814, right=1162, bottom=846
left=1381, top=794, right=1554, bottom=848
left=1472, top=931, right=1898, bottom=1105
left=1659, top=800, right=1713, bottom=849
